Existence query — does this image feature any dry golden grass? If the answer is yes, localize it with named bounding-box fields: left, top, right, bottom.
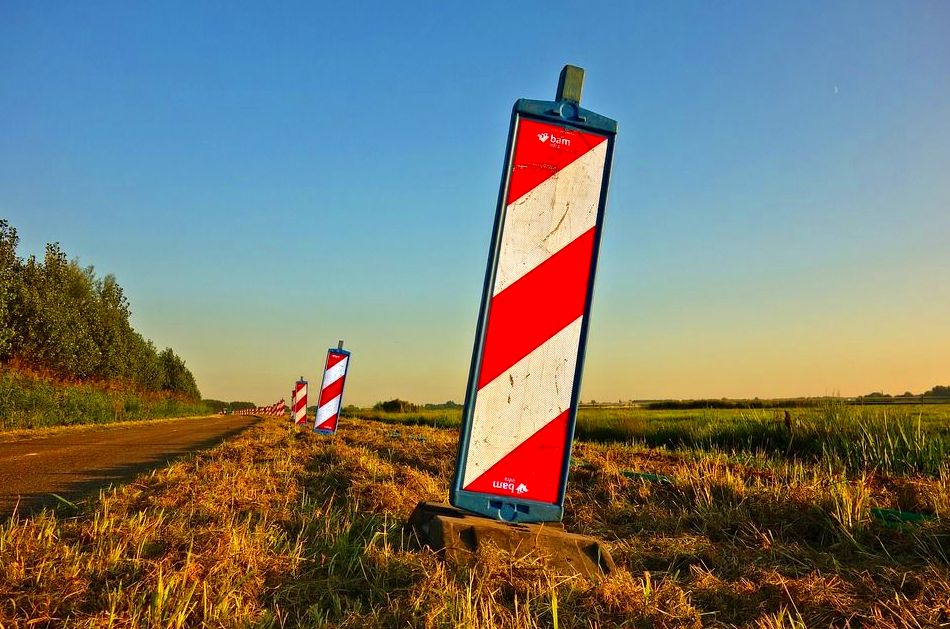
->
left=1, top=417, right=948, bottom=627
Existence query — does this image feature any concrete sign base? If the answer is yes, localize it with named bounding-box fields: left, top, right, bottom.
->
left=408, top=501, right=615, bottom=580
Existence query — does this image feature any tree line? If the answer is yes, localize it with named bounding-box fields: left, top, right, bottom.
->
left=203, top=400, right=257, bottom=413
left=0, top=219, right=201, bottom=400
left=859, top=386, right=950, bottom=400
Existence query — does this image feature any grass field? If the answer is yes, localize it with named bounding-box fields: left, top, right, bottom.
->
left=2, top=406, right=949, bottom=628
left=355, top=402, right=950, bottom=476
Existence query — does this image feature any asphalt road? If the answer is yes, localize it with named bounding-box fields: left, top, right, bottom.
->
left=0, top=414, right=260, bottom=517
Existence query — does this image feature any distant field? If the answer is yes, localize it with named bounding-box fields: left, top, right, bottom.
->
left=353, top=402, right=950, bottom=476
left=2, top=415, right=947, bottom=627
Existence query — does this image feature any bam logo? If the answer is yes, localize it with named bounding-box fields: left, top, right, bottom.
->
left=537, top=131, right=571, bottom=147
left=491, top=478, right=530, bottom=495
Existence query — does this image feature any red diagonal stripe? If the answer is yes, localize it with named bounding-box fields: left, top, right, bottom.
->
left=316, top=413, right=338, bottom=431
left=477, top=228, right=595, bottom=389
left=507, top=119, right=608, bottom=206
left=462, top=408, right=569, bottom=503
left=320, top=376, right=344, bottom=406
left=326, top=352, right=347, bottom=369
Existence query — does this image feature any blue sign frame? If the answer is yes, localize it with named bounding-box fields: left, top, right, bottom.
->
left=450, top=93, right=617, bottom=523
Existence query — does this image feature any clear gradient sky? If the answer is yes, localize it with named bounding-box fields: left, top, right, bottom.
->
left=2, top=2, right=948, bottom=405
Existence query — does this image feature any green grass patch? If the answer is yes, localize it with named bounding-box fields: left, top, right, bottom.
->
left=575, top=401, right=950, bottom=476
left=344, top=407, right=461, bottom=430
left=0, top=367, right=209, bottom=430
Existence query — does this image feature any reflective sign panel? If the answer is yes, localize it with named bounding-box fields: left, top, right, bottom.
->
left=452, top=97, right=616, bottom=523
left=314, top=348, right=350, bottom=434
left=293, top=380, right=308, bottom=425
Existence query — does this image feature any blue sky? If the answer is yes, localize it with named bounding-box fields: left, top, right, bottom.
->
left=2, top=1, right=948, bottom=404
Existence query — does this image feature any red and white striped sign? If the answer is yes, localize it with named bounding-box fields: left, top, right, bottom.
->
left=293, top=379, right=308, bottom=425
left=314, top=349, right=350, bottom=433
left=459, top=118, right=611, bottom=505
left=234, top=400, right=286, bottom=416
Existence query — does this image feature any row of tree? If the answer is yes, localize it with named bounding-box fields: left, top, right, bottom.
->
left=203, top=400, right=257, bottom=413
left=373, top=398, right=420, bottom=412
left=0, top=220, right=201, bottom=399
left=860, top=386, right=950, bottom=399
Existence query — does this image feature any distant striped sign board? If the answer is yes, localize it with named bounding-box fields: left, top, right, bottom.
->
left=293, top=379, right=308, bottom=425
left=314, top=347, right=350, bottom=434
left=451, top=75, right=617, bottom=523
left=235, top=400, right=285, bottom=417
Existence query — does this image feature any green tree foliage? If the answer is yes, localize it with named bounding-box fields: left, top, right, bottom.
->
left=0, top=219, right=201, bottom=399
left=0, top=221, right=19, bottom=357
left=8, top=243, right=104, bottom=378
left=229, top=401, right=257, bottom=411
left=203, top=399, right=229, bottom=413
left=423, top=401, right=461, bottom=409
left=159, top=348, right=200, bottom=399
left=373, top=398, right=420, bottom=413
left=923, top=385, right=950, bottom=398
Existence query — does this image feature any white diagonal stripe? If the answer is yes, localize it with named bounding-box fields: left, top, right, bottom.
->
left=322, top=357, right=348, bottom=388
left=294, top=387, right=307, bottom=421
left=494, top=142, right=607, bottom=295
left=462, top=317, right=583, bottom=487
left=316, top=394, right=341, bottom=426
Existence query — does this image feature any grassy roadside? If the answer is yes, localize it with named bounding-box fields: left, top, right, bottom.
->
left=2, top=416, right=948, bottom=627
left=0, top=367, right=208, bottom=431
left=0, top=412, right=220, bottom=443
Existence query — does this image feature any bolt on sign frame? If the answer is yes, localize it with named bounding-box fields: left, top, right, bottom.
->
left=314, top=344, right=351, bottom=435
left=293, top=378, right=308, bottom=426
left=451, top=66, right=617, bottom=523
